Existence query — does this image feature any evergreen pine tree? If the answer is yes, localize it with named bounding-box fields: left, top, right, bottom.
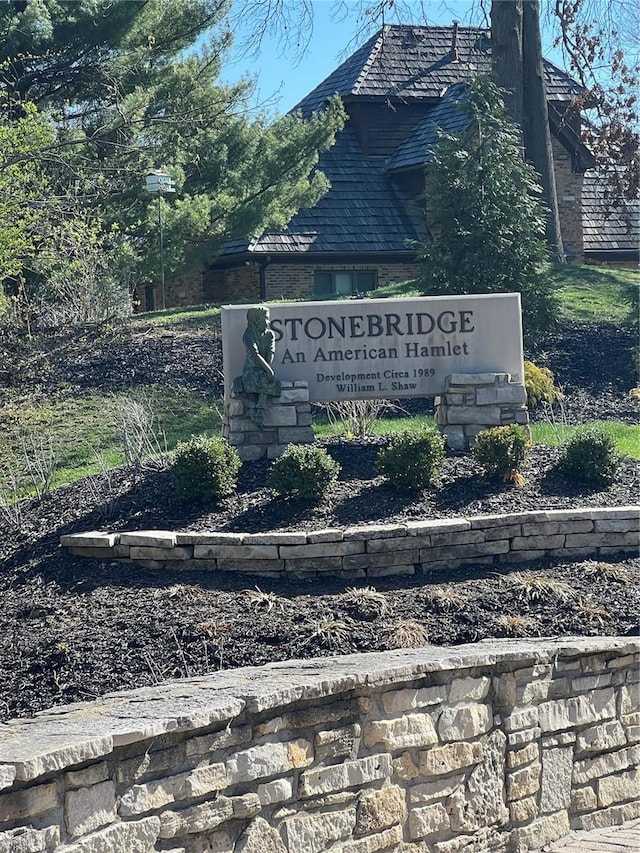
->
left=417, top=78, right=558, bottom=339
left=0, top=1, right=345, bottom=319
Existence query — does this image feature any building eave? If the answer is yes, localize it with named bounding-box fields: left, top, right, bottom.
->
left=584, top=248, right=639, bottom=261
left=210, top=249, right=418, bottom=269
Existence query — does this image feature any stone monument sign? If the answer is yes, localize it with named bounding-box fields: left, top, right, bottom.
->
left=221, top=293, right=524, bottom=402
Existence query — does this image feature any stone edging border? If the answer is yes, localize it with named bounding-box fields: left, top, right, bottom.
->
left=61, top=506, right=639, bottom=578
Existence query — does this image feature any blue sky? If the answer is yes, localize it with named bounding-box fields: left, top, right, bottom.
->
left=220, top=0, right=562, bottom=115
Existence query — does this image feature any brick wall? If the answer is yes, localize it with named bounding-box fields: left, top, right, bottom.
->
left=267, top=264, right=315, bottom=299
left=0, top=637, right=637, bottom=852
left=142, top=259, right=421, bottom=312
left=266, top=262, right=419, bottom=300
left=134, top=269, right=205, bottom=312
left=376, top=262, right=420, bottom=286
left=204, top=264, right=261, bottom=304
left=552, top=137, right=585, bottom=263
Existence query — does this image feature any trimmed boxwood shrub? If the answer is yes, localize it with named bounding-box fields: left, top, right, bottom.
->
left=172, top=435, right=240, bottom=504
left=558, top=427, right=622, bottom=487
left=472, top=424, right=530, bottom=484
left=376, top=427, right=446, bottom=493
left=267, top=444, right=341, bottom=501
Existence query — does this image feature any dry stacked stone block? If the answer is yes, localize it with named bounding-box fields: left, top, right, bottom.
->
left=61, top=507, right=640, bottom=578
left=435, top=372, right=529, bottom=451
left=223, top=380, right=314, bottom=461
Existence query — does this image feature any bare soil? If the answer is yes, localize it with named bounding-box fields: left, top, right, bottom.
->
left=0, top=318, right=638, bottom=722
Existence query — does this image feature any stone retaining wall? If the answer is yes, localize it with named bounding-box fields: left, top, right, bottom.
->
left=1, top=638, right=638, bottom=852
left=61, top=507, right=639, bottom=578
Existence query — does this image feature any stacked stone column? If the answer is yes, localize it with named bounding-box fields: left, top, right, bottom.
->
left=435, top=372, right=529, bottom=452
left=223, top=380, right=314, bottom=461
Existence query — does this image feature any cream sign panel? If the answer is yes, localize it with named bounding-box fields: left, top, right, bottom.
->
left=221, top=293, right=524, bottom=402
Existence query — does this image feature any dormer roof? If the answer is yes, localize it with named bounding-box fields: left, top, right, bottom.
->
left=387, top=82, right=472, bottom=171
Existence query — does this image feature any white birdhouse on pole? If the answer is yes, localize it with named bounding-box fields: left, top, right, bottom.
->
left=145, top=171, right=175, bottom=194
left=144, top=171, right=175, bottom=310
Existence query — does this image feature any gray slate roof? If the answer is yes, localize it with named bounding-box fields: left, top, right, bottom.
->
left=220, top=126, right=424, bottom=258
left=582, top=175, right=640, bottom=255
left=294, top=24, right=582, bottom=116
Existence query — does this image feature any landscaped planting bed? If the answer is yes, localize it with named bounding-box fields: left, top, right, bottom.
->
left=0, top=316, right=638, bottom=722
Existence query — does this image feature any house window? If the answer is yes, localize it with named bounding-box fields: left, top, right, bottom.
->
left=314, top=270, right=377, bottom=297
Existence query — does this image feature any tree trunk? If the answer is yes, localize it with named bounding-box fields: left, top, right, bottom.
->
left=490, top=0, right=524, bottom=133
left=491, top=0, right=566, bottom=263
left=522, top=0, right=565, bottom=262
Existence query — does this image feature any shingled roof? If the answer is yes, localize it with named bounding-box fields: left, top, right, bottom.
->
left=219, top=126, right=424, bottom=259
left=582, top=175, right=640, bottom=256
left=294, top=24, right=582, bottom=116
left=387, top=82, right=597, bottom=174
left=387, top=82, right=472, bottom=171
left=215, top=24, right=635, bottom=267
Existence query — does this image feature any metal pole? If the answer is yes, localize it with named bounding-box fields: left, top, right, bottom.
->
left=158, top=194, right=166, bottom=310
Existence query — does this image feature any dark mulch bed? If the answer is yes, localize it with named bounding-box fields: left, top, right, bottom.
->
left=1, top=441, right=638, bottom=723
left=0, top=317, right=638, bottom=722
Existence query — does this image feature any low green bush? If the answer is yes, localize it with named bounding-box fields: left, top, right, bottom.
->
left=557, top=427, right=622, bottom=487
left=172, top=435, right=240, bottom=504
left=524, top=360, right=563, bottom=408
left=267, top=444, right=341, bottom=501
left=472, top=424, right=530, bottom=484
left=376, top=427, right=445, bottom=492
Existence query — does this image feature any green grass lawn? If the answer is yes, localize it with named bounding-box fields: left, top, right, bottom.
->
left=132, top=303, right=221, bottom=330
left=549, top=264, right=638, bottom=323
left=0, top=388, right=222, bottom=499
left=313, top=413, right=639, bottom=459
left=531, top=421, right=639, bottom=459
left=373, top=263, right=638, bottom=324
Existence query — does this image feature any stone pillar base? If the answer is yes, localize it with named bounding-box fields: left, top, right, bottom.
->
left=435, top=372, right=529, bottom=452
left=223, top=381, right=315, bottom=462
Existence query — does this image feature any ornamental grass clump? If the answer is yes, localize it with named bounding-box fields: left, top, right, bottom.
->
left=172, top=435, right=240, bottom=504
left=472, top=424, right=530, bottom=485
left=302, top=617, right=350, bottom=650
left=376, top=427, right=446, bottom=492
left=493, top=614, right=540, bottom=638
left=338, top=586, right=391, bottom=621
left=505, top=571, right=577, bottom=603
left=380, top=619, right=429, bottom=650
left=557, top=427, right=622, bottom=487
left=267, top=443, right=341, bottom=501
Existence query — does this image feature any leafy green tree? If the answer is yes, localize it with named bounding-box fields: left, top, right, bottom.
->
left=0, top=1, right=344, bottom=318
left=417, top=78, right=557, bottom=339
left=0, top=103, right=68, bottom=324
left=0, top=102, right=133, bottom=327
left=0, top=104, right=51, bottom=284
